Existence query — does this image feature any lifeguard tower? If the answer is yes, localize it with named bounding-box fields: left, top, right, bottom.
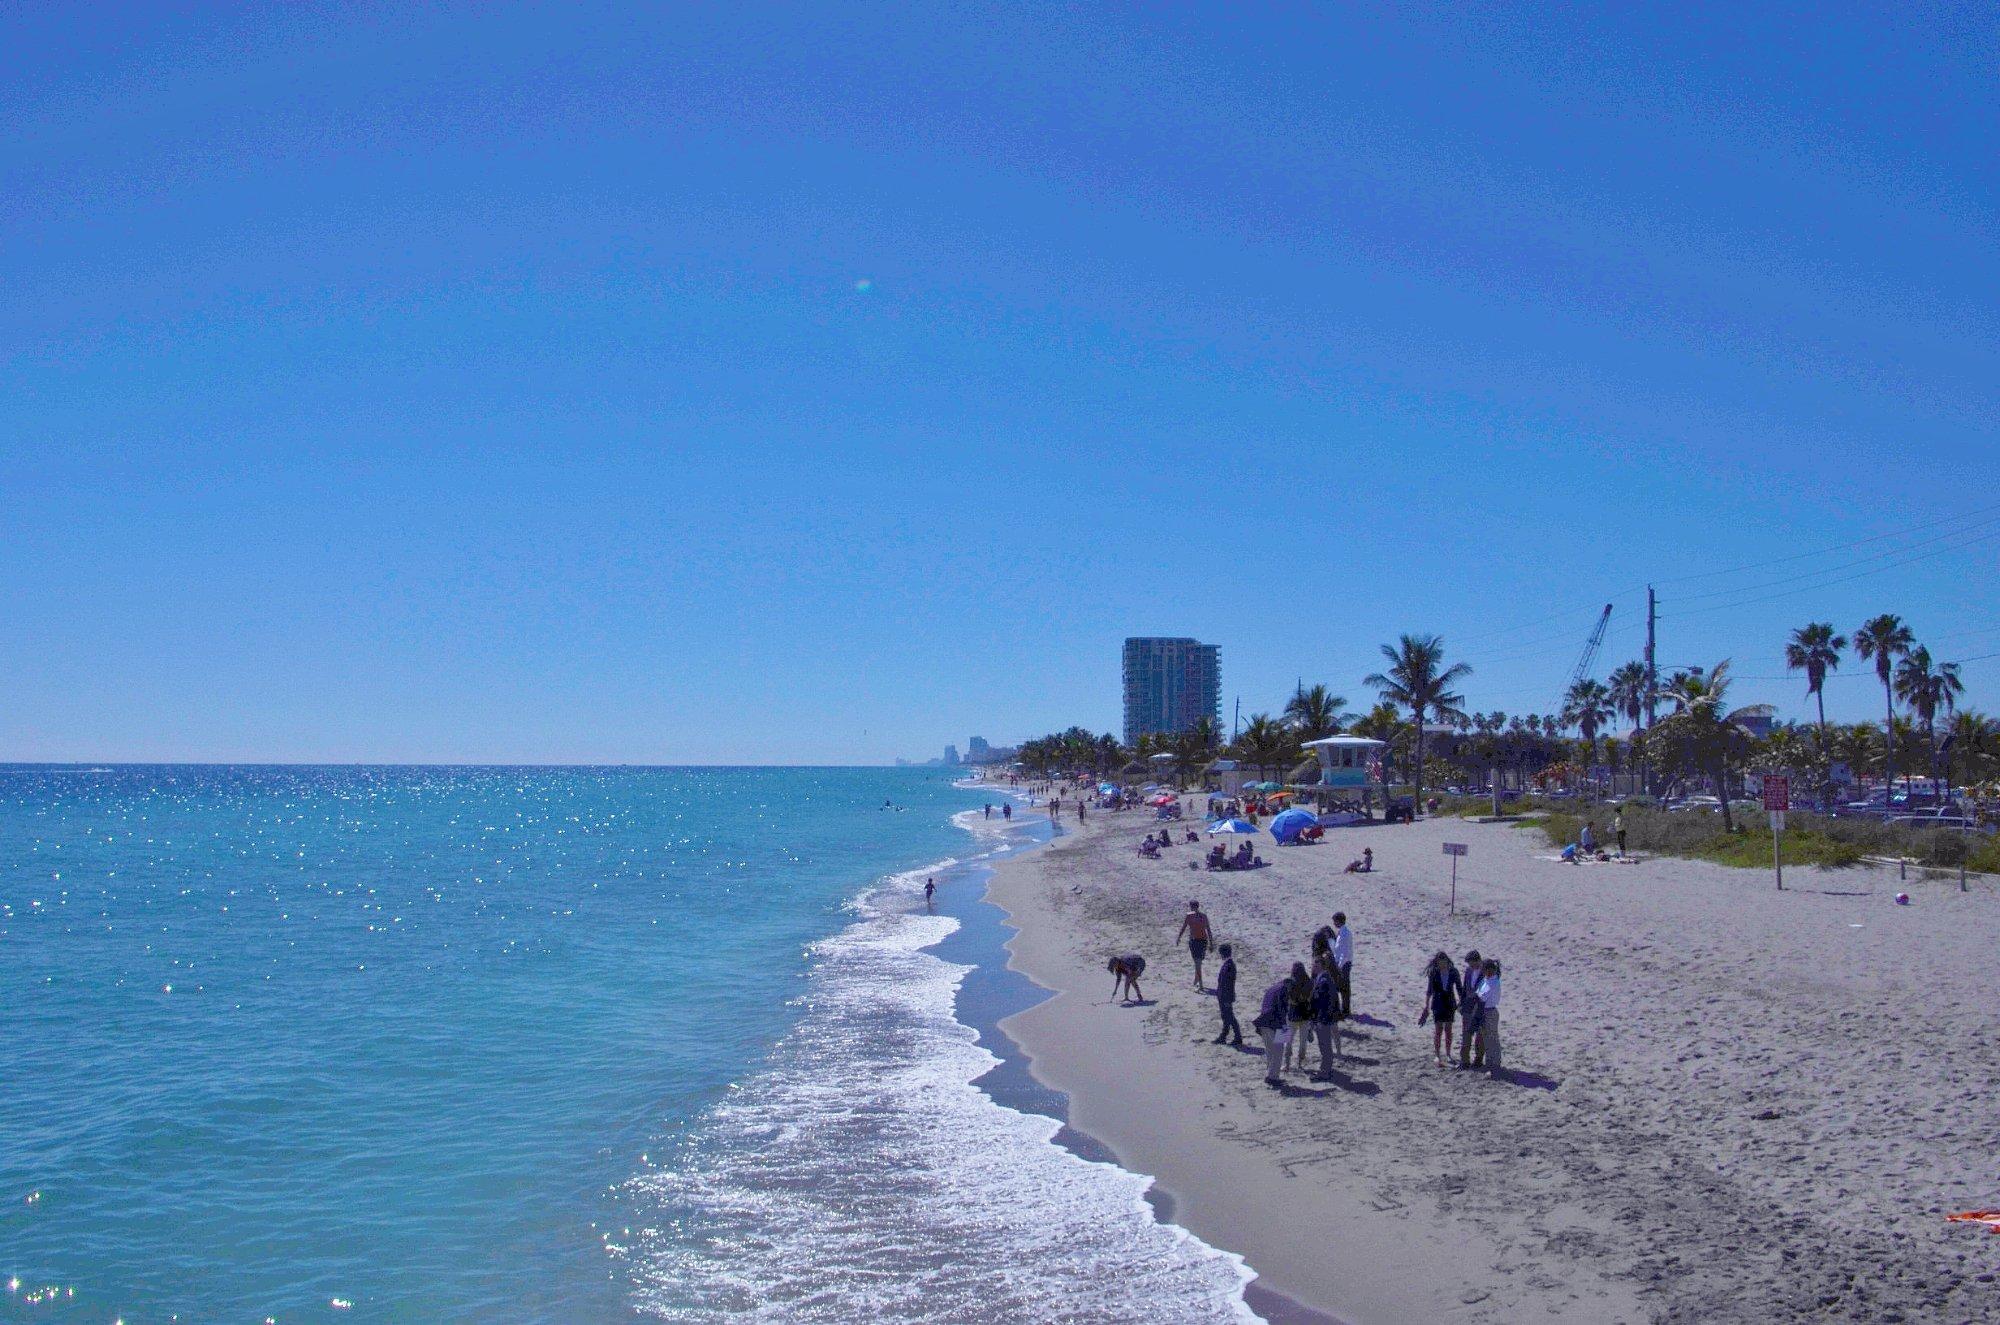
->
left=1299, top=735, right=1387, bottom=820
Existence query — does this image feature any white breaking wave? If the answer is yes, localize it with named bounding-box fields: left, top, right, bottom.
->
left=621, top=836, right=1259, bottom=1323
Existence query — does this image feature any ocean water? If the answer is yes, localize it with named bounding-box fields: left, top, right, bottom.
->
left=1, top=766, right=1254, bottom=1323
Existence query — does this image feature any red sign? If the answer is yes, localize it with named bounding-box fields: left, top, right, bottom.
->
left=1762, top=776, right=1790, bottom=812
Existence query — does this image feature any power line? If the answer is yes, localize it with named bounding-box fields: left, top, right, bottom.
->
left=1649, top=499, right=2000, bottom=587
left=1662, top=525, right=2000, bottom=619
left=1663, top=515, right=2000, bottom=608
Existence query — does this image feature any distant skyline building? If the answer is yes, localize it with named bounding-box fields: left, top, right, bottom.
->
left=943, top=744, right=961, bottom=765
left=1122, top=637, right=1221, bottom=745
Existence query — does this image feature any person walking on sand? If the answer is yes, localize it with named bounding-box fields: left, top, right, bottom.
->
left=1252, top=973, right=1291, bottom=1085
left=1458, top=951, right=1484, bottom=1069
left=1310, top=954, right=1343, bottom=1077
left=1107, top=953, right=1146, bottom=1004
left=1175, top=900, right=1214, bottom=990
left=1212, top=943, right=1242, bottom=1045
left=1330, top=913, right=1354, bottom=1017
left=1474, top=959, right=1502, bottom=1071
left=1417, top=951, right=1460, bottom=1067
left=1614, top=807, right=1627, bottom=858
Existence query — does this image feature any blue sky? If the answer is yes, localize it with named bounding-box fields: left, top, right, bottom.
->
left=4, top=3, right=1996, bottom=763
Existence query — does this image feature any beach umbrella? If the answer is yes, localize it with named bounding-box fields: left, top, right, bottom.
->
left=1206, top=818, right=1260, bottom=835
left=1269, top=807, right=1317, bottom=843
left=1251, top=781, right=1284, bottom=792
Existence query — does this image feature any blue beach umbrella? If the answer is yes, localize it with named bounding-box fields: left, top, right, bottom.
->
left=1269, top=807, right=1318, bottom=843
left=1206, top=818, right=1260, bottom=835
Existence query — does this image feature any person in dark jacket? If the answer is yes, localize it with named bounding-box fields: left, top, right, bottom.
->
left=1252, top=975, right=1290, bottom=1084
left=1458, top=950, right=1484, bottom=1068
left=1212, top=944, right=1242, bottom=1045
left=1283, top=962, right=1313, bottom=1071
left=1310, top=955, right=1343, bottom=1077
left=1417, top=950, right=1461, bottom=1067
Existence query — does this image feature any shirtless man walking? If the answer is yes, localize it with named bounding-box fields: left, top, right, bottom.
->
left=1175, top=900, right=1214, bottom=990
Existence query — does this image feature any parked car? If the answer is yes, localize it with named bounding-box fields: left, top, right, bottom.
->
left=1888, top=813, right=1990, bottom=834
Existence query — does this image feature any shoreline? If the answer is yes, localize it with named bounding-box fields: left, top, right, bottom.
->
left=979, top=786, right=2000, bottom=1323
left=936, top=793, right=1326, bottom=1324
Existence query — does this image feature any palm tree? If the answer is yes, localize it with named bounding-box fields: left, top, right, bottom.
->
left=1282, top=684, right=1348, bottom=741
left=1363, top=633, right=1472, bottom=815
left=1894, top=646, right=1964, bottom=791
left=1650, top=660, right=1766, bottom=831
left=1944, top=709, right=1998, bottom=796
left=1232, top=713, right=1297, bottom=781
left=1784, top=623, right=1847, bottom=738
left=1167, top=718, right=1222, bottom=788
left=1561, top=678, right=1614, bottom=795
left=1094, top=732, right=1124, bottom=775
left=1853, top=614, right=1914, bottom=790
left=1606, top=661, right=1649, bottom=733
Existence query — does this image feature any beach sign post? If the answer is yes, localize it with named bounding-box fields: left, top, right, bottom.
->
left=1763, top=777, right=1790, bottom=890
left=1443, top=841, right=1468, bottom=913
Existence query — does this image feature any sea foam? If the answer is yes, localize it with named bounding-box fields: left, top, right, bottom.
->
left=622, top=820, right=1260, bottom=1323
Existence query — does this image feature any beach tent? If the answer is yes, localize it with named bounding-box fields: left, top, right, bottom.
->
left=1206, top=818, right=1260, bottom=835
left=1269, top=807, right=1317, bottom=843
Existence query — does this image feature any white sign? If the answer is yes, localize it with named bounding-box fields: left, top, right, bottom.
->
left=1442, top=842, right=1469, bottom=857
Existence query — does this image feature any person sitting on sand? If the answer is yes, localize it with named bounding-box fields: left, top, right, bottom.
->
left=1310, top=954, right=1343, bottom=1076
left=1417, top=951, right=1460, bottom=1067
left=1253, top=973, right=1291, bottom=1085
left=1107, top=953, right=1147, bottom=1004
left=1281, top=961, right=1312, bottom=1071
left=1343, top=847, right=1373, bottom=874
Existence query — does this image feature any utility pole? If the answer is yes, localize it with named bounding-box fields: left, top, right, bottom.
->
left=1644, top=584, right=1658, bottom=796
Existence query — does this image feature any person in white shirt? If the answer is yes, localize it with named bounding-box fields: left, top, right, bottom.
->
left=1330, top=913, right=1354, bottom=1017
left=1474, top=960, right=1502, bottom=1070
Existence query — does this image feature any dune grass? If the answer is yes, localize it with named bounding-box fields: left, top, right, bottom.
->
left=1521, top=802, right=2000, bottom=873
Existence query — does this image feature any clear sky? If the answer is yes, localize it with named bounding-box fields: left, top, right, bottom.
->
left=4, top=3, right=1996, bottom=763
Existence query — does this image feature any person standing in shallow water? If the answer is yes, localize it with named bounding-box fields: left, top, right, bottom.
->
left=1212, top=943, right=1242, bottom=1045
left=924, top=877, right=936, bottom=908
left=1002, top=803, right=1011, bottom=821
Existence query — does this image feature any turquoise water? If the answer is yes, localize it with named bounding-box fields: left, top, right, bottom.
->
left=1, top=765, right=1253, bottom=1323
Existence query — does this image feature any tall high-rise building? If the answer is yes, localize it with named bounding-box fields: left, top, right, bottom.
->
left=1122, top=637, right=1221, bottom=745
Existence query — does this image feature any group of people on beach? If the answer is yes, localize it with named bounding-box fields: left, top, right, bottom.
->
left=1114, top=893, right=1509, bottom=1086
left=1418, top=950, right=1502, bottom=1070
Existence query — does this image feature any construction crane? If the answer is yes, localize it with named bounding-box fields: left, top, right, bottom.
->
left=1555, top=604, right=1614, bottom=716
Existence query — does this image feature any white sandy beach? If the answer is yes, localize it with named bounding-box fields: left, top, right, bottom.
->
left=988, top=797, right=2000, bottom=1324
